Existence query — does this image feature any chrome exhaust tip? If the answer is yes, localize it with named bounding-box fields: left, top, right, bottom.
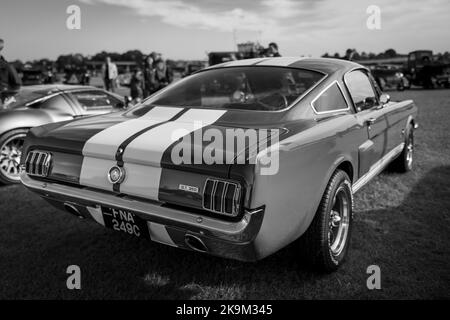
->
left=185, top=234, right=208, bottom=253
left=64, top=203, right=83, bottom=219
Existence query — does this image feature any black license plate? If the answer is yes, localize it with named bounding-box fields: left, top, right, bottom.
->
left=102, top=207, right=150, bottom=239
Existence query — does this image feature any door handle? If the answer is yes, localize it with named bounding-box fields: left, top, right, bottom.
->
left=366, top=118, right=377, bottom=126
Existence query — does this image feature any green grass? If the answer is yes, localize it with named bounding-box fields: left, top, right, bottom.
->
left=0, top=89, right=449, bottom=299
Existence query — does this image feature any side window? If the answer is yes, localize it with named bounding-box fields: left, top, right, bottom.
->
left=72, top=91, right=115, bottom=110
left=312, top=82, right=348, bottom=113
left=38, top=94, right=74, bottom=114
left=345, top=70, right=378, bottom=112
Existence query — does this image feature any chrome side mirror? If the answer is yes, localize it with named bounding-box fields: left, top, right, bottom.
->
left=380, top=93, right=390, bottom=105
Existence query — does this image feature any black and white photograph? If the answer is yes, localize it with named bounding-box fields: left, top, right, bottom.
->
left=0, top=0, right=449, bottom=310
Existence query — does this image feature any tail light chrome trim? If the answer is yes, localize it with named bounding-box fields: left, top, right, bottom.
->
left=202, top=178, right=242, bottom=217
left=24, top=151, right=52, bottom=177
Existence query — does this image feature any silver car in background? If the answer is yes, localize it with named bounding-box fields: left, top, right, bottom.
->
left=0, top=85, right=128, bottom=184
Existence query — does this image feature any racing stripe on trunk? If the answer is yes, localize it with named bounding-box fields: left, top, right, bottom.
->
left=119, top=109, right=227, bottom=199
left=82, top=106, right=184, bottom=160
left=112, top=108, right=190, bottom=192
left=80, top=107, right=185, bottom=191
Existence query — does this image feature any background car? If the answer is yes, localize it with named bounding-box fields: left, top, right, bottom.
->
left=371, top=64, right=410, bottom=91
left=0, top=84, right=129, bottom=184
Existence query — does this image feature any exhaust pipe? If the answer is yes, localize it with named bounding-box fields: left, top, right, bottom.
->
left=64, top=203, right=83, bottom=218
left=185, top=234, right=208, bottom=253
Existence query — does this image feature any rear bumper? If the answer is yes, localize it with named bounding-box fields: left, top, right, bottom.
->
left=20, top=172, right=265, bottom=261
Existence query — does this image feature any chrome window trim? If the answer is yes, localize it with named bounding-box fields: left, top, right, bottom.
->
left=24, top=92, right=62, bottom=107
left=310, top=80, right=351, bottom=115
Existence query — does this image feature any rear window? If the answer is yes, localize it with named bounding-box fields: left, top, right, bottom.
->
left=134, top=66, right=324, bottom=113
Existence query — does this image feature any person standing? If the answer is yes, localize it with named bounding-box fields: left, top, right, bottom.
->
left=154, top=58, right=173, bottom=91
left=142, top=55, right=156, bottom=97
left=266, top=42, right=281, bottom=57
left=129, top=69, right=144, bottom=104
left=0, top=38, right=21, bottom=106
left=101, top=56, right=118, bottom=92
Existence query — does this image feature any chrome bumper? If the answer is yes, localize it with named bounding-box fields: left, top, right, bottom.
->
left=20, top=172, right=265, bottom=261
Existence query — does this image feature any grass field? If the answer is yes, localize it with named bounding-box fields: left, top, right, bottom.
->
left=0, top=89, right=449, bottom=299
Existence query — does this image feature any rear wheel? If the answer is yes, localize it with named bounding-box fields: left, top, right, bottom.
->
left=390, top=124, right=414, bottom=172
left=300, top=170, right=353, bottom=272
left=0, top=129, right=28, bottom=184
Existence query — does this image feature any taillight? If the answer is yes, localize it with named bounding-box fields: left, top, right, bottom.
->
left=202, top=178, right=241, bottom=217
left=25, top=151, right=52, bottom=177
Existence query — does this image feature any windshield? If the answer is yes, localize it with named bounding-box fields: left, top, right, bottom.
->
left=135, top=66, right=324, bottom=113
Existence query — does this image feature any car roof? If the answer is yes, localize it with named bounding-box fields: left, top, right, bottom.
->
left=21, top=84, right=101, bottom=95
left=206, top=57, right=364, bottom=75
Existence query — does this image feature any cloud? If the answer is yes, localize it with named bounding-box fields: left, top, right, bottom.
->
left=78, top=0, right=310, bottom=35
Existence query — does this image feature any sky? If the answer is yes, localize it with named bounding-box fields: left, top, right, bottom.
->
left=0, top=0, right=449, bottom=61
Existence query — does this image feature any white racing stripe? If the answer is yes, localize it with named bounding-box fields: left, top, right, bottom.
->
left=80, top=157, right=117, bottom=191
left=79, top=108, right=226, bottom=198
left=123, top=109, right=226, bottom=166
left=121, top=108, right=226, bottom=199
left=82, top=107, right=183, bottom=160
left=87, top=206, right=105, bottom=226
left=148, top=222, right=177, bottom=247
left=257, top=57, right=306, bottom=66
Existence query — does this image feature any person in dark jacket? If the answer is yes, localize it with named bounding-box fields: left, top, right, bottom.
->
left=129, top=69, right=144, bottom=104
left=154, top=58, right=173, bottom=91
left=142, top=55, right=156, bottom=97
left=0, top=39, right=21, bottom=105
left=266, top=42, right=281, bottom=57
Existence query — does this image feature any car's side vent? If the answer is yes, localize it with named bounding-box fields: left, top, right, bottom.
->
left=25, top=151, right=52, bottom=177
left=202, top=178, right=242, bottom=217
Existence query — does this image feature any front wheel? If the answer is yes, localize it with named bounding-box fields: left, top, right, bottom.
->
left=0, top=129, right=28, bottom=184
left=300, top=170, right=353, bottom=272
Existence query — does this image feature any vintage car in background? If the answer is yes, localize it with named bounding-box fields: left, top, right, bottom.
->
left=20, top=58, right=417, bottom=272
left=405, top=50, right=450, bottom=89
left=371, top=64, right=410, bottom=91
left=0, top=85, right=129, bottom=184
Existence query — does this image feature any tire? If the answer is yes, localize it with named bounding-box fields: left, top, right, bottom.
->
left=390, top=124, right=414, bottom=173
left=300, top=170, right=353, bottom=272
left=0, top=128, right=29, bottom=184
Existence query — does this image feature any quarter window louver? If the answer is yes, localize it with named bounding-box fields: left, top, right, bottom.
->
left=203, top=178, right=241, bottom=217
left=24, top=151, right=52, bottom=177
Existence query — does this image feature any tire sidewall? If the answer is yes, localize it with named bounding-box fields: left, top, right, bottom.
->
left=323, top=172, right=353, bottom=268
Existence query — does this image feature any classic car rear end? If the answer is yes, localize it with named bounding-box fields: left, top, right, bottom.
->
left=20, top=58, right=418, bottom=272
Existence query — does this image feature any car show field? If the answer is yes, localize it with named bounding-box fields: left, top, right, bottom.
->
left=0, top=88, right=449, bottom=299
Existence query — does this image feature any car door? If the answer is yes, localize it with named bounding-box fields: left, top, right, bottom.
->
left=345, top=69, right=388, bottom=177
left=69, top=89, right=124, bottom=117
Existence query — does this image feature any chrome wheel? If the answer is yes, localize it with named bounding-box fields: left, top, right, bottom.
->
left=328, top=186, right=351, bottom=256
left=0, top=133, right=26, bottom=182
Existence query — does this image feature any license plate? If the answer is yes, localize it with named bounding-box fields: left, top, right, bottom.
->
left=101, top=207, right=150, bottom=239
